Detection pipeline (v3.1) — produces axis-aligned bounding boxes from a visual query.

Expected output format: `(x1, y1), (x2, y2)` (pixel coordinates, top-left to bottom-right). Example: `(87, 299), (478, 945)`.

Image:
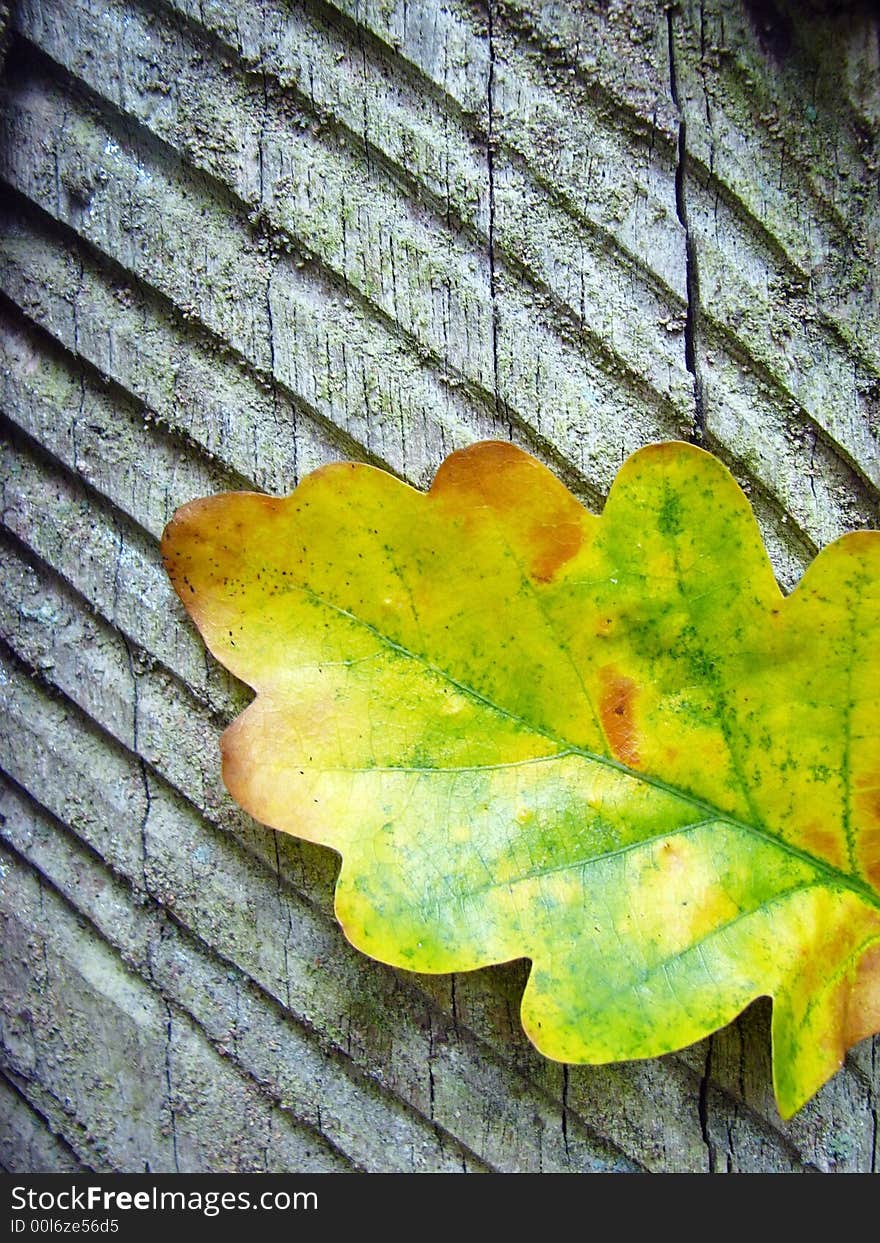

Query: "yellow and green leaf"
(161, 441), (880, 1117)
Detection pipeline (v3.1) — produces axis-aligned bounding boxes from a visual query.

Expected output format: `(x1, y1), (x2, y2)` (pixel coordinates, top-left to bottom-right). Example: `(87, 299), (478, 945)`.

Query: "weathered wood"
(1, 0), (878, 1172)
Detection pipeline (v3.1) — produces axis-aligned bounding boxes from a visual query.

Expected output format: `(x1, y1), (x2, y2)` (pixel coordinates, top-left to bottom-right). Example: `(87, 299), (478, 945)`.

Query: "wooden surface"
(0, 0), (878, 1172)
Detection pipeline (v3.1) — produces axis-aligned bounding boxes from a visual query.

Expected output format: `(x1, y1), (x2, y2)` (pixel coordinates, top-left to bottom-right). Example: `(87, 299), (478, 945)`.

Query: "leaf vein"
(297, 584), (880, 914)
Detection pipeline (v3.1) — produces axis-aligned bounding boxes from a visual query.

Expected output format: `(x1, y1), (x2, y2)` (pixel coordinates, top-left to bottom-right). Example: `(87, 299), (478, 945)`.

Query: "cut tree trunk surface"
(0, 0), (878, 1173)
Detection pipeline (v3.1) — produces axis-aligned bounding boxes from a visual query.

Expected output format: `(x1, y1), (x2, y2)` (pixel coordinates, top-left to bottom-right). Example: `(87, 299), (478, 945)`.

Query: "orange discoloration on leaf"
(431, 441), (590, 583)
(163, 439), (880, 1119)
(847, 943), (880, 1046)
(856, 783), (880, 828)
(800, 822), (847, 871)
(528, 521), (585, 584)
(855, 781), (880, 886)
(793, 917), (880, 1090)
(598, 667), (640, 766)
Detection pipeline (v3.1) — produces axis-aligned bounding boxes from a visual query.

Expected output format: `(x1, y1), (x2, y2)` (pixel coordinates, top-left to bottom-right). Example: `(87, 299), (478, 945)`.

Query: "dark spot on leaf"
(599, 667), (640, 767)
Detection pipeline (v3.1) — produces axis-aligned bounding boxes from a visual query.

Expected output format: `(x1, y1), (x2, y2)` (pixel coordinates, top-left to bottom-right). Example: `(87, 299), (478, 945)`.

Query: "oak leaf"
(161, 441), (880, 1117)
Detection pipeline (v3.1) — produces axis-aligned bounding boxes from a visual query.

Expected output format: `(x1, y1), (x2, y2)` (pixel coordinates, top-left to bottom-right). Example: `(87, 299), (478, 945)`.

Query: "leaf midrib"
(296, 585), (880, 914)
